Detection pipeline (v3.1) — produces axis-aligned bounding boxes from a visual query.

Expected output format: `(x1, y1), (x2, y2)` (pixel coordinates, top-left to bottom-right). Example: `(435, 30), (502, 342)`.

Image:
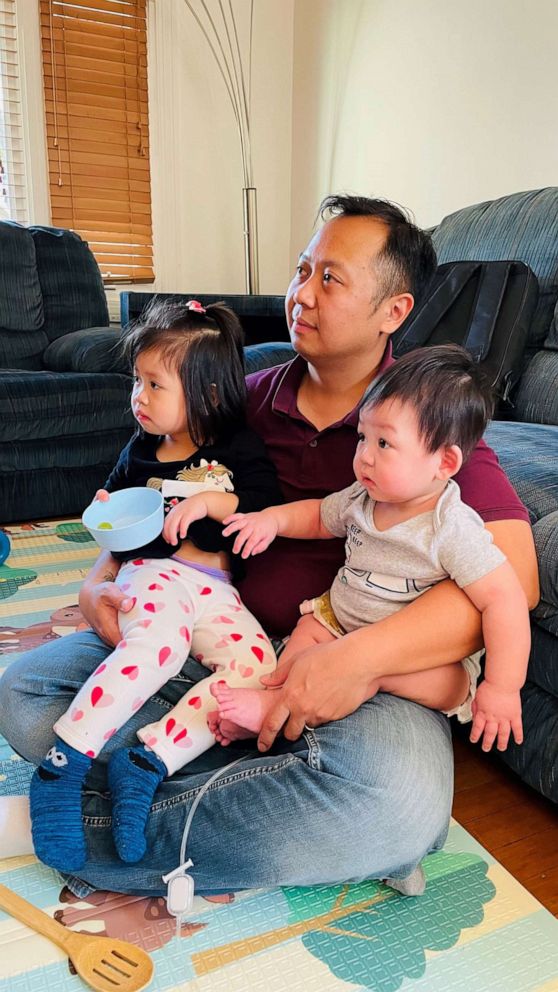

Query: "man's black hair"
(319, 193), (437, 307)
(122, 298), (246, 447)
(361, 344), (495, 461)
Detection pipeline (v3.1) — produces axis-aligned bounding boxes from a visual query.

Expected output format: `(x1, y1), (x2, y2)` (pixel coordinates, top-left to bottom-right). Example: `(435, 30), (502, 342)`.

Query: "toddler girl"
(30, 299), (280, 871)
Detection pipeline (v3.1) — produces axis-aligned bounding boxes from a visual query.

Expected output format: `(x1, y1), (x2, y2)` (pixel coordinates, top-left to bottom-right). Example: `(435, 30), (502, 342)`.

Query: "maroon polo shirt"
(240, 346), (529, 637)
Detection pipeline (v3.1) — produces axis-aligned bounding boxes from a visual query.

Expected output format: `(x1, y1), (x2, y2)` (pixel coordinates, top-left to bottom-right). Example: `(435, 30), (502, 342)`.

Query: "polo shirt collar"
(271, 342), (394, 429)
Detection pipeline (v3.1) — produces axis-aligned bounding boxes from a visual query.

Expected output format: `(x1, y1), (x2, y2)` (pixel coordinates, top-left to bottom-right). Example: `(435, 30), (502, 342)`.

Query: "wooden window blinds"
(39, 0), (154, 283)
(0, 0), (28, 222)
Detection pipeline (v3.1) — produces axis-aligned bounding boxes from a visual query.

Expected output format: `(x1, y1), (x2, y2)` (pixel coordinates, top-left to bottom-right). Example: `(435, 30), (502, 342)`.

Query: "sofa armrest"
(43, 326), (128, 374)
(531, 509), (558, 638)
(485, 420), (558, 640)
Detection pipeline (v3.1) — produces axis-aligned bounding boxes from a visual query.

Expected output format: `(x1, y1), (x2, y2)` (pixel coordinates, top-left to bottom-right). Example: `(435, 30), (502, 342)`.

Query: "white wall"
(290, 0), (558, 258)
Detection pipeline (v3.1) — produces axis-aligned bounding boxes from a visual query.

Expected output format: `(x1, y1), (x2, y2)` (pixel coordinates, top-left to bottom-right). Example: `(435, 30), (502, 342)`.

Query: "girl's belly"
(175, 537), (230, 573)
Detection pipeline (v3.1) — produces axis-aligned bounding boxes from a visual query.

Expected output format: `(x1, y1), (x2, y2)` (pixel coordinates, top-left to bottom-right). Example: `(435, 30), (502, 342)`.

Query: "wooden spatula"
(0, 881), (154, 991)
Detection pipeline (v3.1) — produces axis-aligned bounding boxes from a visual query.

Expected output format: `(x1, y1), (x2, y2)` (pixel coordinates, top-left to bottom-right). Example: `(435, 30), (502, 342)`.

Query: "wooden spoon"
(0, 882), (154, 991)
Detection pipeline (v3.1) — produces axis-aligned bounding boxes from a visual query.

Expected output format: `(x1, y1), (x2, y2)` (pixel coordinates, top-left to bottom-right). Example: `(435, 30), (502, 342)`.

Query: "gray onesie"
(320, 478), (505, 632)
(311, 479), (506, 722)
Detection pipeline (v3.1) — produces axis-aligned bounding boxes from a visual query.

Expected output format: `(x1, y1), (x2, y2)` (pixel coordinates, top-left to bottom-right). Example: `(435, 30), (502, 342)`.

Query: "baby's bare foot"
(207, 705), (253, 745)
(210, 683), (274, 736)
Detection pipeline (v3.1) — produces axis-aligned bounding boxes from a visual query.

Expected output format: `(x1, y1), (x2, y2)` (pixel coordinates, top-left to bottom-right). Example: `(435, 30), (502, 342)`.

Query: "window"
(0, 0), (28, 222)
(39, 0), (154, 283)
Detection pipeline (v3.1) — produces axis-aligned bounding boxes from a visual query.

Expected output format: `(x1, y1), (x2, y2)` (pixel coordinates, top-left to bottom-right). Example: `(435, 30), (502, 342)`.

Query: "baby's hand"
(163, 495), (208, 545)
(95, 489), (110, 502)
(222, 510), (279, 559)
(469, 679), (523, 752)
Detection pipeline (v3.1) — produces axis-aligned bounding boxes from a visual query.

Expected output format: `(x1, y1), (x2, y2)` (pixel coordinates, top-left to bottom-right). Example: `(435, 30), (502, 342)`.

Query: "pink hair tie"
(186, 300), (206, 314)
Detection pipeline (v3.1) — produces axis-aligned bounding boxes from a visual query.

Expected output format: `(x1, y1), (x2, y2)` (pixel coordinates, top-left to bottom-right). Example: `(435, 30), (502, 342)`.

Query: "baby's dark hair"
(361, 344), (495, 461)
(122, 298), (246, 446)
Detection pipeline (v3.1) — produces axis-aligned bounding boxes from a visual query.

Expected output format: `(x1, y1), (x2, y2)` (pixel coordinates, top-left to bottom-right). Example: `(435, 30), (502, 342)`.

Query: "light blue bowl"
(82, 487), (164, 552)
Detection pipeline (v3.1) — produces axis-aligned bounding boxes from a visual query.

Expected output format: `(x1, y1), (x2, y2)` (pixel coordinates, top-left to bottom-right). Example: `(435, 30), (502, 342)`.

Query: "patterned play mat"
(1, 520), (558, 992)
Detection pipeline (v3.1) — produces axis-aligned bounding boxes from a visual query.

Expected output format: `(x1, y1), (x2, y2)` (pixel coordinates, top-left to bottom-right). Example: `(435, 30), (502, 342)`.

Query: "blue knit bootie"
(29, 738), (92, 872)
(108, 745), (167, 863)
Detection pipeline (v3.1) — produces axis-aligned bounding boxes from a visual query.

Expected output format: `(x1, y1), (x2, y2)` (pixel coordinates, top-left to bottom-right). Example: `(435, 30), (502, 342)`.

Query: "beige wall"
(149, 0), (294, 295)
(291, 0), (558, 260)
(22, 0), (558, 300)
(20, 0), (294, 304)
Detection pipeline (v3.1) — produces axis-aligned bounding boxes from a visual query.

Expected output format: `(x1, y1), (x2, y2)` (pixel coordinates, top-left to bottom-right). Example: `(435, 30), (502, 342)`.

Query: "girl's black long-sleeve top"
(104, 427), (283, 582)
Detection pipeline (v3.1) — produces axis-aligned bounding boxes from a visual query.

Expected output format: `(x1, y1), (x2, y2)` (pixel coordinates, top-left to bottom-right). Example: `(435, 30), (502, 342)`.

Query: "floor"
(452, 731), (558, 917)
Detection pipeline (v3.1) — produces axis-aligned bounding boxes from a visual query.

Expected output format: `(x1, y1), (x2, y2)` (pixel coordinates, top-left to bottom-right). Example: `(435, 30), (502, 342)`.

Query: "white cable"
(162, 755), (246, 936)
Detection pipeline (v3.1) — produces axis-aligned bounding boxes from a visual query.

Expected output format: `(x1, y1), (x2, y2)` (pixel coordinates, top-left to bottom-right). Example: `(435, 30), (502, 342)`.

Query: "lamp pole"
(242, 186), (259, 294)
(184, 0), (259, 294)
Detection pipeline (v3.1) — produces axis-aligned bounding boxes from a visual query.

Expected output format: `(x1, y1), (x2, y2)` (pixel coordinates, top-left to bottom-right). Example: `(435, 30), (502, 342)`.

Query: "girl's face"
(131, 348), (188, 439)
(353, 399), (450, 506)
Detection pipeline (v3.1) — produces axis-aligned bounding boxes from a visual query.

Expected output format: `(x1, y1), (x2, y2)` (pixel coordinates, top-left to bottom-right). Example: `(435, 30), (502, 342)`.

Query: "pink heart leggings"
(54, 557), (277, 773)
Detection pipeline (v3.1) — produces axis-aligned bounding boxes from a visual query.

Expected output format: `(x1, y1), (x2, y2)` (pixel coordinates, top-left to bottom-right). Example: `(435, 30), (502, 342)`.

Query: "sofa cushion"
(0, 370), (134, 443)
(545, 297), (558, 349)
(514, 349), (558, 425)
(432, 188), (558, 350)
(29, 226), (109, 341)
(0, 222), (43, 332)
(0, 328), (50, 372)
(484, 420), (558, 525)
(43, 327), (128, 374)
(0, 222), (47, 370)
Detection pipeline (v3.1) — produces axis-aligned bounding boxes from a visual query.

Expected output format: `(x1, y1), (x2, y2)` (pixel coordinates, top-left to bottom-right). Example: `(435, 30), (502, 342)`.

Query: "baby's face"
(354, 400), (448, 505)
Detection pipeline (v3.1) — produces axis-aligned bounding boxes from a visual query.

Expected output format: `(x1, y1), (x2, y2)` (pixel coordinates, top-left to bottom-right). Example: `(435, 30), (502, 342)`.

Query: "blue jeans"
(0, 631), (452, 897)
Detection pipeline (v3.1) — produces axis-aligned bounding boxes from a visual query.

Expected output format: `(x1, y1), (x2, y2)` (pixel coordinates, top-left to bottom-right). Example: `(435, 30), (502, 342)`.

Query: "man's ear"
(436, 444), (463, 480)
(379, 293), (414, 335)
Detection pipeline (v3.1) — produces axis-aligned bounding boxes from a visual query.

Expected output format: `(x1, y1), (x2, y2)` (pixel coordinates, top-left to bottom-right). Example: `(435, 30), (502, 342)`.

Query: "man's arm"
(78, 549), (131, 647)
(256, 518), (539, 750)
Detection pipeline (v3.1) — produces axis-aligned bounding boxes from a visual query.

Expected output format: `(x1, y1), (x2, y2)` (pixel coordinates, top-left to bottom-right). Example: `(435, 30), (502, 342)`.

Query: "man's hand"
(256, 638), (377, 751)
(222, 509), (279, 558)
(162, 495), (208, 545)
(469, 679), (523, 752)
(78, 577), (134, 647)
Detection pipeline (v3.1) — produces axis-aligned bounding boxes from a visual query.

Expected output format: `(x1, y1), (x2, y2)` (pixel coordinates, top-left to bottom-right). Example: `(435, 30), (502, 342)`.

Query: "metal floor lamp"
(184, 0), (259, 294)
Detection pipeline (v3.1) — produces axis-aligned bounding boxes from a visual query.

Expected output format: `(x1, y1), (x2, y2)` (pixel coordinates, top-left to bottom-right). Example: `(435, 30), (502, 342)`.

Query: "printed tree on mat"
(191, 851), (495, 988)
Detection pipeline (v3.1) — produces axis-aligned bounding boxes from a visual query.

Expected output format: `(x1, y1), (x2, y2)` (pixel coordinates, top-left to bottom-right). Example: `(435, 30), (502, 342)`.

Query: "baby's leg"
(379, 662), (470, 714)
(210, 613), (335, 744)
(32, 559), (191, 869)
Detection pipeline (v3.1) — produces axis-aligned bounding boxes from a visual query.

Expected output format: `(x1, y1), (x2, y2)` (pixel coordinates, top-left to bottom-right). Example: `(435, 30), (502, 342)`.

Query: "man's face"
(285, 215), (405, 366)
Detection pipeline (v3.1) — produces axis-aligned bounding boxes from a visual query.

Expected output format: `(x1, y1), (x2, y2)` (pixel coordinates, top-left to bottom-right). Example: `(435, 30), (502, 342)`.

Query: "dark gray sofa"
(0, 222), (134, 522)
(428, 188), (558, 804)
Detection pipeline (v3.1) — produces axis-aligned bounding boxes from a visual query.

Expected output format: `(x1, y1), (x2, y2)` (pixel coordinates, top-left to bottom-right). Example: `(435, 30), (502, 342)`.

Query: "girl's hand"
(469, 679), (523, 752)
(163, 495), (208, 545)
(95, 489), (110, 502)
(222, 510), (279, 558)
